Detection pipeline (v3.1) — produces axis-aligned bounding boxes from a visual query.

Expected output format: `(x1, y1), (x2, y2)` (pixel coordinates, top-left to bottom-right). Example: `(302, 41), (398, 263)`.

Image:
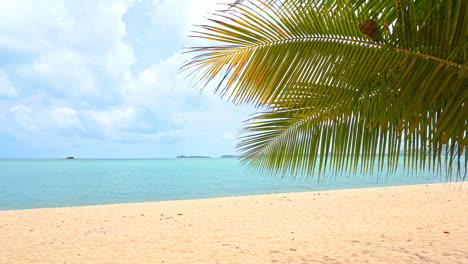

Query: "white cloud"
(9, 103), (84, 132)
(147, 0), (233, 40)
(0, 0), (256, 157)
(103, 41), (136, 77)
(10, 104), (36, 131)
(76, 48), (254, 146)
(0, 70), (18, 97)
(2, 0), (136, 97)
(50, 107), (83, 129)
(0, 0), (134, 52)
(85, 106), (138, 131)
(120, 52), (188, 106)
(21, 49), (96, 95)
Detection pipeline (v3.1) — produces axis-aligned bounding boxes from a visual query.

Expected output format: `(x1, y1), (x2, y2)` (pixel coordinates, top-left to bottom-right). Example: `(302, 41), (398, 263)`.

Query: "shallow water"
(0, 158), (445, 210)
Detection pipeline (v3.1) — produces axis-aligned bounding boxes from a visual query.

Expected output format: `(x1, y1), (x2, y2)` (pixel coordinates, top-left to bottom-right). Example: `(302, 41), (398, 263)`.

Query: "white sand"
(0, 183), (467, 264)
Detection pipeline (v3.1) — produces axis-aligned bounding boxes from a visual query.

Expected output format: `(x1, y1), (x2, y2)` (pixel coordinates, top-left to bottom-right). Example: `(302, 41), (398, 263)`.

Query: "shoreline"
(1, 183), (467, 263)
(1, 181), (457, 212)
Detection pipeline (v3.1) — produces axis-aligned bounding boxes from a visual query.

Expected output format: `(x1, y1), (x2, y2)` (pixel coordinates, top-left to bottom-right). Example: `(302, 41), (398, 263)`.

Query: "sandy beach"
(1, 183), (467, 264)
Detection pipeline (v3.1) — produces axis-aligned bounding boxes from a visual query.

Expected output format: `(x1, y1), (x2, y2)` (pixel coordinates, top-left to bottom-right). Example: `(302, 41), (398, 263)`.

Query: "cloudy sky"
(0, 0), (255, 158)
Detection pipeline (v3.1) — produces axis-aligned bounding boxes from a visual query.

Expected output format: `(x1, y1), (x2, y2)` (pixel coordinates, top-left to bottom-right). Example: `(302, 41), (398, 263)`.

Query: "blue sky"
(0, 0), (253, 158)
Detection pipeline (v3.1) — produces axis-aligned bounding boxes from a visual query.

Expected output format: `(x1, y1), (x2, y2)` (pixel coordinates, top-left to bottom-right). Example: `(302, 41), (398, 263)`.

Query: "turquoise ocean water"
(0, 158), (445, 210)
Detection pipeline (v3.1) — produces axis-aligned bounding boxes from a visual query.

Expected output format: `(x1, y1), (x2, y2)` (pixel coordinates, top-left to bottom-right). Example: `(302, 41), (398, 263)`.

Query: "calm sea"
(0, 158), (445, 210)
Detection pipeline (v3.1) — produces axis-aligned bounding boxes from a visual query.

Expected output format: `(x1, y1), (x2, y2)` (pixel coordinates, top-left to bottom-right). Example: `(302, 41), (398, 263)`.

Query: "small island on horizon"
(177, 155), (211, 159)
(219, 155), (238, 158)
(176, 155), (239, 159)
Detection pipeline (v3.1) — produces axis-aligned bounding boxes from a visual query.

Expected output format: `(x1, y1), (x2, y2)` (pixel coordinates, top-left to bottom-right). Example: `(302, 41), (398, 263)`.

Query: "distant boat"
(66, 157), (75, 160)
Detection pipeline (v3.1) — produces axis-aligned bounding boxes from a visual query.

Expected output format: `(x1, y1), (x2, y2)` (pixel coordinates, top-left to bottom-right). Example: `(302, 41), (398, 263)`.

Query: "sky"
(0, 0), (254, 159)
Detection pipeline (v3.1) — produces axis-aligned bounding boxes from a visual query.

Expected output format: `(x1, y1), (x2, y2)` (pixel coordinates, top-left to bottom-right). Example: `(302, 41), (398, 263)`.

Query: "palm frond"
(184, 0), (467, 179)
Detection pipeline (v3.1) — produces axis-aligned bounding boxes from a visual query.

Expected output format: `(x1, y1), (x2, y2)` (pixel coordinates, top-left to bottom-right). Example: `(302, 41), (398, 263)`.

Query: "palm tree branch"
(188, 34), (467, 70)
(183, 0), (467, 178)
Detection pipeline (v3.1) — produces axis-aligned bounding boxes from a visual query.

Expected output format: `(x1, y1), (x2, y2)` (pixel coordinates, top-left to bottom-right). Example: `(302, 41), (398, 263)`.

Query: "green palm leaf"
(183, 0), (467, 179)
